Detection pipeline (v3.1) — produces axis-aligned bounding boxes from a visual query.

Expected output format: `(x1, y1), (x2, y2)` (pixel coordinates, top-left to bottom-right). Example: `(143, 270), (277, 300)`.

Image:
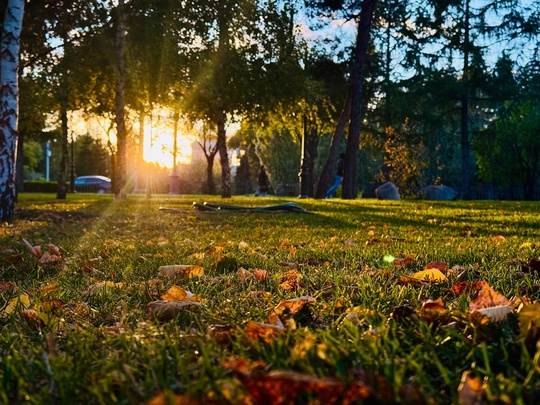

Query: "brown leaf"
(458, 371), (484, 405)
(245, 320), (285, 343)
(450, 281), (484, 295)
(469, 281), (512, 311)
(252, 268), (269, 282)
(146, 300), (202, 321)
(425, 261), (447, 272)
(207, 324), (236, 344)
(237, 267), (255, 283)
(268, 296), (316, 324)
(0, 281), (17, 294)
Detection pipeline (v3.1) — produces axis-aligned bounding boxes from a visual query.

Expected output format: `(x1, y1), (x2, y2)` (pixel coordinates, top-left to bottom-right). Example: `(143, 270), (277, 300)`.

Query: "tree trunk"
(460, 0), (471, 200)
(315, 90), (352, 198)
(15, 129), (23, 194)
(206, 153), (216, 194)
(134, 111), (146, 193)
(342, 0), (377, 199)
(114, 0), (127, 199)
(0, 0), (24, 221)
(305, 124), (319, 198)
(216, 101), (231, 198)
(56, 97), (69, 199)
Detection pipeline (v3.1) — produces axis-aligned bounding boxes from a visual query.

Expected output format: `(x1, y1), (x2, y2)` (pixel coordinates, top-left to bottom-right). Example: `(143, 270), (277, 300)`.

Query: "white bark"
(0, 0), (25, 221)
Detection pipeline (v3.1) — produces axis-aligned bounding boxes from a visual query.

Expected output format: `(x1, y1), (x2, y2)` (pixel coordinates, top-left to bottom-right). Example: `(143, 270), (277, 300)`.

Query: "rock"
(419, 185), (457, 200)
(375, 182), (401, 200)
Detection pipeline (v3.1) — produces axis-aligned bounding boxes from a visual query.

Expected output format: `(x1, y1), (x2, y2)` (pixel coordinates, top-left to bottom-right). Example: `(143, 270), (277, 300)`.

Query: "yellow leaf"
(458, 371), (484, 405)
(411, 269), (447, 282)
(2, 293), (30, 317)
(39, 281), (59, 297)
(161, 285), (189, 301)
(518, 303), (540, 338)
(158, 265), (204, 279)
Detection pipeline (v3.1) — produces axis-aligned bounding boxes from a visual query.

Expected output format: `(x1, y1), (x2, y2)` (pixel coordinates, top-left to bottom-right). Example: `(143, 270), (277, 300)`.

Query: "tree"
(0, 0), (25, 221)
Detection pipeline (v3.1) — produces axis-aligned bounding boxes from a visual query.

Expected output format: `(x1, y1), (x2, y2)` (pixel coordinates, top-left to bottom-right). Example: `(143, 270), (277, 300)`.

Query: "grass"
(1, 193), (540, 404)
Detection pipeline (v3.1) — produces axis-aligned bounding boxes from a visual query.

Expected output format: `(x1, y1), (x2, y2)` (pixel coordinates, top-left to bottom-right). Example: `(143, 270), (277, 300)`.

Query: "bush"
(23, 181), (57, 193)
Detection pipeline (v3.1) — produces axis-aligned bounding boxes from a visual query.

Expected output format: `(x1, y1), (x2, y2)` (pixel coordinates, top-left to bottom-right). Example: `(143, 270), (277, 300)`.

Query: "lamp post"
(298, 114), (308, 199)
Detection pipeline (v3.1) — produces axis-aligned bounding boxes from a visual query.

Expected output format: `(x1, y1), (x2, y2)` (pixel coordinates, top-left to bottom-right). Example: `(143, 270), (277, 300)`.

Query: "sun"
(143, 124), (192, 168)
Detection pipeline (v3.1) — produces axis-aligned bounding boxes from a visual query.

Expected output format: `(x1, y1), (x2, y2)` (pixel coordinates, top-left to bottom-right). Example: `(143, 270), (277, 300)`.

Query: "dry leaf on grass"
(469, 281), (514, 322)
(268, 296), (316, 324)
(234, 370), (375, 405)
(411, 269), (447, 282)
(469, 281), (512, 311)
(146, 300), (203, 321)
(458, 371), (484, 405)
(161, 285), (203, 302)
(245, 320), (285, 343)
(158, 265), (204, 280)
(517, 302), (540, 339)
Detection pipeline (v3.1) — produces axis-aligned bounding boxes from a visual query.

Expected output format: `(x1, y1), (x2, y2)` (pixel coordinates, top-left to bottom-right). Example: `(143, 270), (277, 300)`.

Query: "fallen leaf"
(158, 265), (204, 280)
(268, 296), (316, 324)
(237, 267), (255, 283)
(161, 285), (202, 302)
(234, 370), (374, 405)
(84, 281), (124, 295)
(146, 300), (203, 321)
(458, 371), (484, 405)
(517, 302), (540, 339)
(0, 281), (17, 294)
(344, 240), (357, 247)
(411, 269), (447, 282)
(245, 320), (285, 343)
(2, 293), (31, 317)
(451, 281), (484, 295)
(22, 238), (40, 259)
(472, 305), (514, 322)
(252, 268), (269, 282)
(425, 261), (447, 272)
(469, 281), (512, 311)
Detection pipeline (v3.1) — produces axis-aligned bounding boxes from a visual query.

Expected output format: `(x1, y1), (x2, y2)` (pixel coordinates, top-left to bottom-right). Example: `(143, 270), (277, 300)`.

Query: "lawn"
(1, 194), (539, 404)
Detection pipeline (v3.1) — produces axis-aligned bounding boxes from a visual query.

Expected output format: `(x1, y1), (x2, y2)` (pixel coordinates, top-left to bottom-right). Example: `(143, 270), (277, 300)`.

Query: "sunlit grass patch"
(1, 194), (540, 403)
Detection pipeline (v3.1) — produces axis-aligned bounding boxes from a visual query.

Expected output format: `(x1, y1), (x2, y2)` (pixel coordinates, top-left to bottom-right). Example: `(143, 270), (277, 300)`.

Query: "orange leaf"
(252, 268), (269, 282)
(458, 371), (484, 405)
(469, 281), (512, 311)
(268, 296), (316, 324)
(235, 370), (374, 405)
(245, 320), (285, 343)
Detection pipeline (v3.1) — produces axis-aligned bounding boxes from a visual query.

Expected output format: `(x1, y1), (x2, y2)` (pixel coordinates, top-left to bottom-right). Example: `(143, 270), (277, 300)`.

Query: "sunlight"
(142, 124), (192, 168)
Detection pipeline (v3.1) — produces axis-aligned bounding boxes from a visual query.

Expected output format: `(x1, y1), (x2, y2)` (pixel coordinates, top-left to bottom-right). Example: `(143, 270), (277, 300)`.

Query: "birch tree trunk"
(0, 0), (24, 221)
